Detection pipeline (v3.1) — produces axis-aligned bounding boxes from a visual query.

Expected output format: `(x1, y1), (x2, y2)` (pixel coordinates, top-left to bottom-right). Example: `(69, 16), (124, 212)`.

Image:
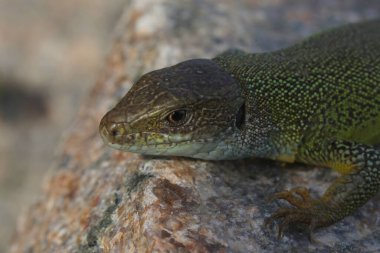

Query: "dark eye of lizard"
(166, 109), (188, 126)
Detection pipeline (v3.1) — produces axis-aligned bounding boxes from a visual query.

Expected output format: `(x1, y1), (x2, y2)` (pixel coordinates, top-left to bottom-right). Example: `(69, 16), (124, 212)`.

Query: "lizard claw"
(265, 187), (328, 240)
(267, 187), (312, 208)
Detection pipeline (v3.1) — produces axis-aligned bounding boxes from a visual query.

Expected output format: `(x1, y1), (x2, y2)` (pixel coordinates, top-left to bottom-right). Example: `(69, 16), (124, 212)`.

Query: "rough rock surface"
(10, 0), (380, 252)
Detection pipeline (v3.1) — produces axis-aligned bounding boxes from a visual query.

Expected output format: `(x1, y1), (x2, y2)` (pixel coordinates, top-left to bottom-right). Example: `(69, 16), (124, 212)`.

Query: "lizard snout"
(99, 110), (131, 145)
(99, 121), (127, 145)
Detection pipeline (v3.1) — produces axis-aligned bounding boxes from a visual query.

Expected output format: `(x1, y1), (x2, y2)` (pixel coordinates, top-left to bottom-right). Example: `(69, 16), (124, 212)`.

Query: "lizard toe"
(266, 189), (332, 239)
(268, 187), (313, 208)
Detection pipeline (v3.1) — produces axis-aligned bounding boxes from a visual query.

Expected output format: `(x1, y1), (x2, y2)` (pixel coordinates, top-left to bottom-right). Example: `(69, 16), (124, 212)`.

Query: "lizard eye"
(166, 109), (188, 126)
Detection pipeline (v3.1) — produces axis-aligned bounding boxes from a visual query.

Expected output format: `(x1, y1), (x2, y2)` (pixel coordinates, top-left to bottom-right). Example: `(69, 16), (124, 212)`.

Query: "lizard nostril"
(109, 124), (119, 137)
(107, 123), (126, 138)
(111, 128), (119, 137)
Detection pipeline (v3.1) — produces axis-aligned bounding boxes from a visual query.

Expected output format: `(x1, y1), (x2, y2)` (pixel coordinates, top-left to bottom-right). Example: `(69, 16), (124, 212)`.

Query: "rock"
(10, 0), (380, 252)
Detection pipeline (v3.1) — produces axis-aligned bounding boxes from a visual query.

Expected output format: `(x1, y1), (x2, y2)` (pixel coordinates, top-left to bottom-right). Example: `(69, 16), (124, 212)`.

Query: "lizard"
(99, 19), (380, 237)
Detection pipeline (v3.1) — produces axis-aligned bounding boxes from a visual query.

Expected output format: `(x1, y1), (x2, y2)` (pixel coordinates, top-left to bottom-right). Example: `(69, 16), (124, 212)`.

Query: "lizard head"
(99, 59), (245, 159)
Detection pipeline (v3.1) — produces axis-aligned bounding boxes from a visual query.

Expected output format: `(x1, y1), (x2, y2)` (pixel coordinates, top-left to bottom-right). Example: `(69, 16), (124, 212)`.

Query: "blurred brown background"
(0, 0), (125, 251)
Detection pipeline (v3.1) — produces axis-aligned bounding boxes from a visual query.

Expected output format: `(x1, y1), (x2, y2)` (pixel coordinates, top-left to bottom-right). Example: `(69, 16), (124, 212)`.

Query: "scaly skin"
(99, 20), (380, 236)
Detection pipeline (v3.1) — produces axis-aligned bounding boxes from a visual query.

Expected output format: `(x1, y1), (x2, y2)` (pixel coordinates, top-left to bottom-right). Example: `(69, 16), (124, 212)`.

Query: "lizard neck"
(212, 51), (298, 161)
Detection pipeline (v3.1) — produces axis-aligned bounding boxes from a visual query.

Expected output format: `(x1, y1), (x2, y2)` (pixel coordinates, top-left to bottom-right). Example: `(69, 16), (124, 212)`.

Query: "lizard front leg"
(267, 140), (380, 237)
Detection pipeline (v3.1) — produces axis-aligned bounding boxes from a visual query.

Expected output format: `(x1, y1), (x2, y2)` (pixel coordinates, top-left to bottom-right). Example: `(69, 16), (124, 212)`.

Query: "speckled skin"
(100, 20), (380, 234)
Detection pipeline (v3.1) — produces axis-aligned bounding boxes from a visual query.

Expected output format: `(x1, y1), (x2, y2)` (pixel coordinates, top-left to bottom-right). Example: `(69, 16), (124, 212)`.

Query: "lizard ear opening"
(235, 102), (245, 130)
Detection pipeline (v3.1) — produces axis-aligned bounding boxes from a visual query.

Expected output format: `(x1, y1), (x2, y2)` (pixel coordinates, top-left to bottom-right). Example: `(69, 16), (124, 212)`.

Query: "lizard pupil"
(167, 110), (187, 125)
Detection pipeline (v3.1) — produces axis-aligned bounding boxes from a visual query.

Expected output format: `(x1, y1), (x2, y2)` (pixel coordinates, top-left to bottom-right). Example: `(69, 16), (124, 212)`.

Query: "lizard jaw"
(99, 122), (238, 159)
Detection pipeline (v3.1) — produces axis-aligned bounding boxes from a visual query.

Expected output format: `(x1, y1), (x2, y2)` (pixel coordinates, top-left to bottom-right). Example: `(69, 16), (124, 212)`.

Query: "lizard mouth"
(100, 122), (188, 145)
(99, 123), (228, 158)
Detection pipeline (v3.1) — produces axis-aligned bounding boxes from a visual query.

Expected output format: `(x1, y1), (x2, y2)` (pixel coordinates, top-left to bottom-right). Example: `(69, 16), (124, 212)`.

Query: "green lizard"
(99, 20), (380, 236)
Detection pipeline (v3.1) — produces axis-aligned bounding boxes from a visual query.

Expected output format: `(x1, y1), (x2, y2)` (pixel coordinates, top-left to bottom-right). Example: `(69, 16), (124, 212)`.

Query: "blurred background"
(0, 0), (125, 251)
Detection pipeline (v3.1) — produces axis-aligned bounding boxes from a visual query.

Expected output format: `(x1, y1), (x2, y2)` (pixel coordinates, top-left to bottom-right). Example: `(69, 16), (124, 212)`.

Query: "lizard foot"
(265, 187), (327, 240)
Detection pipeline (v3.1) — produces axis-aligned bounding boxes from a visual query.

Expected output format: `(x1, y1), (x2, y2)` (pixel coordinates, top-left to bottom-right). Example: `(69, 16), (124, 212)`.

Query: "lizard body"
(99, 20), (380, 234)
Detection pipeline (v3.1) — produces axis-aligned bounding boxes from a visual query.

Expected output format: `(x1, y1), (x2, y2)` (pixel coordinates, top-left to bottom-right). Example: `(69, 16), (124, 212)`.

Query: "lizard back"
(213, 19), (380, 159)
